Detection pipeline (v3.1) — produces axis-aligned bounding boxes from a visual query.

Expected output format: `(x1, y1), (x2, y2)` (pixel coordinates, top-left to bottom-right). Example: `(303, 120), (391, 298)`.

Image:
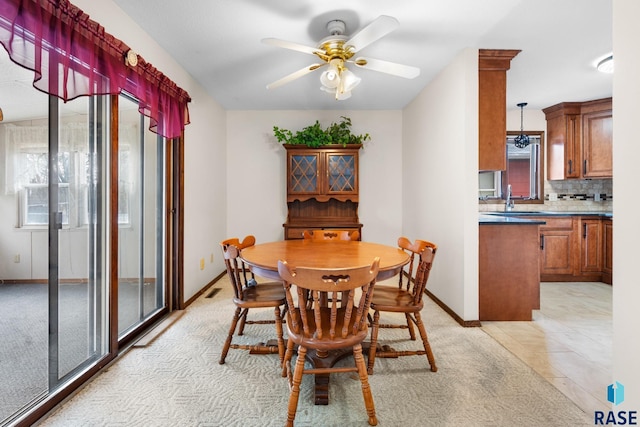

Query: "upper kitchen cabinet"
(582, 101), (613, 178)
(478, 49), (521, 171)
(543, 98), (612, 180)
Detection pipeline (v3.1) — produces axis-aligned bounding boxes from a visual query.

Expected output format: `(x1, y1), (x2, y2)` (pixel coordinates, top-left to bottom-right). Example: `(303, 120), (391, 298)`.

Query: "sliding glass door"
(0, 52), (174, 426)
(52, 97), (109, 382)
(117, 94), (166, 338)
(0, 56), (108, 423)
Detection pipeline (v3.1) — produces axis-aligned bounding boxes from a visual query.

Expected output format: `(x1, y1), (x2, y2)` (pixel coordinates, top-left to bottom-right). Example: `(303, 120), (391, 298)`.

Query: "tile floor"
(481, 281), (612, 415)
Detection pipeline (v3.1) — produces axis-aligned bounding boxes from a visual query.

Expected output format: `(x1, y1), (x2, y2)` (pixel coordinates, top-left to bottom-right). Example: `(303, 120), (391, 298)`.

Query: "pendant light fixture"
(514, 102), (529, 148)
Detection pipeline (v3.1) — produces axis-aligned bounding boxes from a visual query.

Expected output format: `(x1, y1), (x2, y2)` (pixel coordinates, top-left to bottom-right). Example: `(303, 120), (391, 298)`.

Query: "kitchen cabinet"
(543, 98), (612, 180)
(283, 144), (362, 239)
(518, 214), (611, 283)
(580, 218), (603, 273)
(582, 107), (613, 178)
(531, 216), (577, 278)
(603, 218), (613, 284)
(478, 49), (521, 172)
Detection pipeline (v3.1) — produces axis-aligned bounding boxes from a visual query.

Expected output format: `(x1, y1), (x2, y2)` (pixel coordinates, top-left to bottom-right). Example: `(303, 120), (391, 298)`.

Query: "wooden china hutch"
(283, 144), (363, 240)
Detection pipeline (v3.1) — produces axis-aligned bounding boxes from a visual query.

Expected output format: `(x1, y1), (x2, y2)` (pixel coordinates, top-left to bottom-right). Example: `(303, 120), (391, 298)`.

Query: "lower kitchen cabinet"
(521, 214), (612, 283)
(534, 216), (576, 277)
(603, 218), (613, 284)
(580, 218), (603, 273)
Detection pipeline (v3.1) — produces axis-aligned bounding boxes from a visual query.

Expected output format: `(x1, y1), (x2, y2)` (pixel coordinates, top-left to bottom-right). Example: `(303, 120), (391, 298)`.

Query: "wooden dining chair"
(278, 258), (380, 427)
(218, 236), (286, 366)
(302, 229), (360, 241)
(367, 237), (438, 375)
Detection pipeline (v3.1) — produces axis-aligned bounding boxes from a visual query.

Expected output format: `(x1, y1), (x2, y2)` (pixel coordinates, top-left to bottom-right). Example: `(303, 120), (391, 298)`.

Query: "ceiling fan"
(262, 15), (420, 100)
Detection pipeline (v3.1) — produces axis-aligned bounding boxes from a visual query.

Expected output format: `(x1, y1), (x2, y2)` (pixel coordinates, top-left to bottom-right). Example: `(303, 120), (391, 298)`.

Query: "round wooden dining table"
(240, 239), (410, 282)
(240, 239), (410, 405)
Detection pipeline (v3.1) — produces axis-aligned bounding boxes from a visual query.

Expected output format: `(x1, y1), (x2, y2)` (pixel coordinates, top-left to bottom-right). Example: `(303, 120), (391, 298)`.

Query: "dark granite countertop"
(480, 211), (612, 224)
(479, 214), (547, 225)
(484, 211), (612, 217)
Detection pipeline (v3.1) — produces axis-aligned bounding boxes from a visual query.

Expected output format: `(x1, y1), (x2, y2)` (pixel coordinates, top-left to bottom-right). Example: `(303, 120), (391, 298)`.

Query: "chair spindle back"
(278, 258), (379, 341)
(220, 235), (258, 299)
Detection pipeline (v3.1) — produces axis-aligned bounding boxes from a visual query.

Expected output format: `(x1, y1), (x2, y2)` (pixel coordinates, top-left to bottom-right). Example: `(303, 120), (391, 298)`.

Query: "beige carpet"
(38, 276), (593, 426)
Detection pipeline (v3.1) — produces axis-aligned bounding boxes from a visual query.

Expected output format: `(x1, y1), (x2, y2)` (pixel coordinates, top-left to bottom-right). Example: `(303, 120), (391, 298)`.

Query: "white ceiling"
(113, 0), (613, 111)
(0, 0), (613, 122)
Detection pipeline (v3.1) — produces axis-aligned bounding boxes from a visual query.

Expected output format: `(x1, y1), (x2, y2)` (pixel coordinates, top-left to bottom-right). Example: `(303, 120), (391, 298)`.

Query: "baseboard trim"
(425, 289), (481, 327)
(184, 270), (226, 308)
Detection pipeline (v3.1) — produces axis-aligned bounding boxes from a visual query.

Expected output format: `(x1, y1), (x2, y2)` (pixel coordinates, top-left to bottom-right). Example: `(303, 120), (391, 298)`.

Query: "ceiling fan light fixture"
(320, 70), (339, 88)
(320, 59), (341, 88)
(336, 90), (352, 100)
(340, 68), (361, 93)
(265, 15), (416, 101)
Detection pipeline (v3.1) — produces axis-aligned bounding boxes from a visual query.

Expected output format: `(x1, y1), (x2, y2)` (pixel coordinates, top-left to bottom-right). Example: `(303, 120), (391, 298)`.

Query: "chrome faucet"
(505, 184), (514, 211)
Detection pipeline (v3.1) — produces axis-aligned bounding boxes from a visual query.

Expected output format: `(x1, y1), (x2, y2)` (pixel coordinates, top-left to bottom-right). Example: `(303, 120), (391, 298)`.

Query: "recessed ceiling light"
(597, 55), (614, 73)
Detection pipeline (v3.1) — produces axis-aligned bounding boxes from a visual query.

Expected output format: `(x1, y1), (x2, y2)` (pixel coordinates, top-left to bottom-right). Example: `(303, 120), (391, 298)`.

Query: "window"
(5, 123), (132, 227)
(22, 183), (70, 226)
(479, 131), (544, 204)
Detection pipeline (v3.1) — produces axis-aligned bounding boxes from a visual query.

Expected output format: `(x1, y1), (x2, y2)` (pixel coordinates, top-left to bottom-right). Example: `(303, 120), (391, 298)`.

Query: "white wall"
(226, 111), (403, 246)
(73, 0), (228, 301)
(506, 108), (546, 131)
(402, 48), (479, 321)
(613, 0), (640, 409)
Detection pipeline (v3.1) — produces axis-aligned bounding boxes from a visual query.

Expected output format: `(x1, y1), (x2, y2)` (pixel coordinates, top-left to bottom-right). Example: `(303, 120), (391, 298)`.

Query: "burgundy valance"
(0, 0), (191, 139)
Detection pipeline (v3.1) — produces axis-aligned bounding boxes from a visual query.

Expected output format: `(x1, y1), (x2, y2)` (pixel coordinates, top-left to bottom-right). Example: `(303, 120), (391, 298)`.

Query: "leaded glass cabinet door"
(287, 150), (321, 198)
(326, 153), (358, 196)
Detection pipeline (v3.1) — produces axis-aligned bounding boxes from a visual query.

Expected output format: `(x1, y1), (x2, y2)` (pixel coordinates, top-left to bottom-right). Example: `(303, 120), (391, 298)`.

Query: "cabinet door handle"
(583, 223), (587, 238)
(583, 159), (587, 174)
(540, 234), (544, 250)
(568, 159), (573, 175)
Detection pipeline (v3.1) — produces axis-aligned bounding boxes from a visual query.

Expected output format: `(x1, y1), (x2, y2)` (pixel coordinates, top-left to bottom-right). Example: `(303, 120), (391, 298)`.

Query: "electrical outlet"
(594, 193), (601, 202)
(200, 258), (205, 270)
(14, 253), (20, 263)
(210, 253), (214, 263)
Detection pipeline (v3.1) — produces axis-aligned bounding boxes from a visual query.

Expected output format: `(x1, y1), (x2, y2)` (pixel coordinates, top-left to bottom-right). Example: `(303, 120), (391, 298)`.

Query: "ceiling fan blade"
(345, 15), (399, 52)
(262, 38), (322, 55)
(266, 63), (324, 90)
(352, 57), (420, 79)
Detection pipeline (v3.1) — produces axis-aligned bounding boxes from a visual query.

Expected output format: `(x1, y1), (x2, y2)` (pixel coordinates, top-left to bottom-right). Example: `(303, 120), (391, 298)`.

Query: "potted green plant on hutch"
(273, 117), (369, 240)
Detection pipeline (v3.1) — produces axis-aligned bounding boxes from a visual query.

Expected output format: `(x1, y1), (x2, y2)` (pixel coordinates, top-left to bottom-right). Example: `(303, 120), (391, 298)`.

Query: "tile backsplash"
(479, 179), (612, 212)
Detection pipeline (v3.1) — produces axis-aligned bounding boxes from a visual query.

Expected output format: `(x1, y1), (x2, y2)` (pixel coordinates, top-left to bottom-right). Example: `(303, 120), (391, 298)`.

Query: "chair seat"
(370, 286), (424, 313)
(233, 282), (286, 308)
(286, 308), (368, 351)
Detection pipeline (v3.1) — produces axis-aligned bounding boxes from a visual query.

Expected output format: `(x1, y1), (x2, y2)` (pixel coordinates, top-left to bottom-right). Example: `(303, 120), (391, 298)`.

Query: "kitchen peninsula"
(479, 214), (545, 321)
(479, 210), (613, 321)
